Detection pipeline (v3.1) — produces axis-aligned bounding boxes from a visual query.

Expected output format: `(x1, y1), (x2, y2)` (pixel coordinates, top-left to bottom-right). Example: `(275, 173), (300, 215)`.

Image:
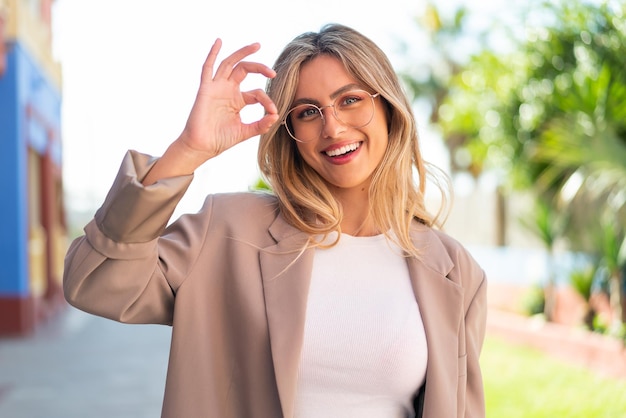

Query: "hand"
(142, 39), (279, 185)
(178, 39), (279, 160)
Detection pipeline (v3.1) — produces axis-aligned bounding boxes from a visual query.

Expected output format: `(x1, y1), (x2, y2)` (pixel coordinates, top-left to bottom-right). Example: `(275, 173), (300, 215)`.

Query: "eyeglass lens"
(284, 90), (377, 142)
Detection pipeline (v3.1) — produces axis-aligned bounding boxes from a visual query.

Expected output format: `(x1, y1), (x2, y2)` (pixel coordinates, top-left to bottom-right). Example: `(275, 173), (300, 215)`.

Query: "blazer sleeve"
(63, 150), (204, 325)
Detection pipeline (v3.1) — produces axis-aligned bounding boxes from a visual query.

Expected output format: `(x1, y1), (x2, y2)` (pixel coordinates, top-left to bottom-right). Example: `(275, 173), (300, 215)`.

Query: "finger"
(240, 113), (281, 139)
(238, 89), (279, 139)
(213, 42), (261, 80)
(200, 38), (223, 83)
(242, 89), (278, 115)
(229, 61), (276, 85)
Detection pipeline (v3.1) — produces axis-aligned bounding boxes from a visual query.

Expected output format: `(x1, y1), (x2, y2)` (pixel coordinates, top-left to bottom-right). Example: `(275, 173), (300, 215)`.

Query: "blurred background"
(0, 0), (625, 417)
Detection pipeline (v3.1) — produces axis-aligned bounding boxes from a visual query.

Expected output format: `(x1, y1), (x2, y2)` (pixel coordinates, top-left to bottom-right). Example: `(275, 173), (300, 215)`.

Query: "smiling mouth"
(324, 142), (362, 157)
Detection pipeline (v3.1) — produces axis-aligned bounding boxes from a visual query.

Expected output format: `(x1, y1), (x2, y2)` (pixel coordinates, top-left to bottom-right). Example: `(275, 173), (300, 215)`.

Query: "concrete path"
(0, 306), (171, 418)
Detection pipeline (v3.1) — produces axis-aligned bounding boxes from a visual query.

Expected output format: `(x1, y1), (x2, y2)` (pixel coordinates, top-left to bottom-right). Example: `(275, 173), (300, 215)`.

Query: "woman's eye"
(341, 94), (363, 107)
(298, 106), (320, 120)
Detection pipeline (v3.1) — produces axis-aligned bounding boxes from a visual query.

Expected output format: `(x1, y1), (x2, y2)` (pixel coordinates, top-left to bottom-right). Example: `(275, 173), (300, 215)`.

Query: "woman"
(64, 24), (487, 418)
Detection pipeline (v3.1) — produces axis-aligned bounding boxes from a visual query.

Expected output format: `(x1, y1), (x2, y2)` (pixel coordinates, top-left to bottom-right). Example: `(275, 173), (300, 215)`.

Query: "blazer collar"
(260, 215), (463, 418)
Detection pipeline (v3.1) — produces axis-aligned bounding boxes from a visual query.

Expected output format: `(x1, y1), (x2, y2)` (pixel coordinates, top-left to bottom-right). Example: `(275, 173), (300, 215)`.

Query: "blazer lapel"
(260, 215), (314, 418)
(408, 225), (464, 418)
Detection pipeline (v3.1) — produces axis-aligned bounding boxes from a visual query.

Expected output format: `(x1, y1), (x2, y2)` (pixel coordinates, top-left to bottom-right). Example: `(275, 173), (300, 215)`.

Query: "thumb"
(242, 113), (280, 139)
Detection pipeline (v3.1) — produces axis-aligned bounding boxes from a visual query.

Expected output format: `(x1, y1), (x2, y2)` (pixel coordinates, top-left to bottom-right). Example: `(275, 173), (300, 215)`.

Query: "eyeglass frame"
(280, 89), (381, 143)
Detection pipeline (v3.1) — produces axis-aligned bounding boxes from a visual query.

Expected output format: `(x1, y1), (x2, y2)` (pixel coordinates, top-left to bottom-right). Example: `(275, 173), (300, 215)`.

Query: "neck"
(344, 215), (379, 237)
(330, 185), (379, 237)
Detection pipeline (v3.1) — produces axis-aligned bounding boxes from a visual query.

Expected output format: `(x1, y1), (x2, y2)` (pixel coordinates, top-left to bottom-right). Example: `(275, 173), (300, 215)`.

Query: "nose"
(320, 106), (345, 139)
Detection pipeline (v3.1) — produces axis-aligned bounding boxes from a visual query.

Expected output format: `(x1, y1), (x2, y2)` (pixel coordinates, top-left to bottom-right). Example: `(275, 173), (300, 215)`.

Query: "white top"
(293, 233), (428, 418)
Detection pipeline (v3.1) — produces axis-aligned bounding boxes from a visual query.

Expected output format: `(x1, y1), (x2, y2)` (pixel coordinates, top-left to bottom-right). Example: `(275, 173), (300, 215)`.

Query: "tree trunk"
(544, 283), (557, 322)
(583, 306), (596, 330)
(495, 185), (507, 247)
(609, 272), (623, 326)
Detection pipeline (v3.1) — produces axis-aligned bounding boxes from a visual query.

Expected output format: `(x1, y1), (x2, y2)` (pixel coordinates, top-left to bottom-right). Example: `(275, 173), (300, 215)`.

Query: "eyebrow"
(290, 83), (364, 107)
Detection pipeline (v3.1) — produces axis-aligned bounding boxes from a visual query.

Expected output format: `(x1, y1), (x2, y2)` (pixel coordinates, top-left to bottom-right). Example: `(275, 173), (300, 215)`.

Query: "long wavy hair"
(258, 23), (450, 257)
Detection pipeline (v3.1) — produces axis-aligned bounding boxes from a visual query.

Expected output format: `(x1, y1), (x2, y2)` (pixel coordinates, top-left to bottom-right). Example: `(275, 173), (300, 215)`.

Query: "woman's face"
(290, 54), (388, 194)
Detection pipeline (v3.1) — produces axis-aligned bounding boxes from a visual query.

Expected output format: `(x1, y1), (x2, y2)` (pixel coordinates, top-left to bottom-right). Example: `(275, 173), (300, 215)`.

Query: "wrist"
(141, 138), (210, 186)
(169, 136), (214, 170)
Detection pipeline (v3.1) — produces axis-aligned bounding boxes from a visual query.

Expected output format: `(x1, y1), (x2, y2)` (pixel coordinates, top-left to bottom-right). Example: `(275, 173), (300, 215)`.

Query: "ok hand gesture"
(143, 39), (279, 185)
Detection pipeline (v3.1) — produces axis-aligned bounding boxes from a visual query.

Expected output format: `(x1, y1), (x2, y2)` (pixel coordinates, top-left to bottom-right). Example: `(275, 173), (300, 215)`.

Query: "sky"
(51, 0), (510, 219)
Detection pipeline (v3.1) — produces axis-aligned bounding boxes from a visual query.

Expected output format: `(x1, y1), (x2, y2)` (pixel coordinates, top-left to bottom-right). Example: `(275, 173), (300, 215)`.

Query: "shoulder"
(412, 222), (486, 296)
(208, 191), (279, 214)
(199, 191), (281, 235)
(433, 228), (484, 275)
(430, 228), (475, 261)
(432, 228), (486, 303)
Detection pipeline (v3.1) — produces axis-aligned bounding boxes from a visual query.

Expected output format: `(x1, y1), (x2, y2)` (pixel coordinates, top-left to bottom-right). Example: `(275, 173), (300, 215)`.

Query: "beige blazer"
(64, 151), (487, 418)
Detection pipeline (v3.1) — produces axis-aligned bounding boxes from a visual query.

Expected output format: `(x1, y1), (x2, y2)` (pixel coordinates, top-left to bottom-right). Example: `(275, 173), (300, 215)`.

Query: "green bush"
(520, 284), (545, 316)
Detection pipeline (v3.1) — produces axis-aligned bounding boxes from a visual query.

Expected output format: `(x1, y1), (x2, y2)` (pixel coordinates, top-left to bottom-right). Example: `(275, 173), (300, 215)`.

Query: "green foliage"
(597, 219), (626, 273)
(399, 2), (471, 125)
(438, 0), (626, 192)
(405, 0), (626, 324)
(596, 219), (626, 324)
(250, 177), (272, 192)
(518, 198), (566, 251)
(521, 284), (546, 316)
(411, 0), (626, 199)
(570, 264), (599, 329)
(570, 265), (597, 302)
(592, 314), (610, 334)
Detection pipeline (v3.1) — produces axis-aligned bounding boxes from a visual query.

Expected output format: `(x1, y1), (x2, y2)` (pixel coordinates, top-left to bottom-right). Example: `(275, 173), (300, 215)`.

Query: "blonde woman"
(64, 24), (486, 418)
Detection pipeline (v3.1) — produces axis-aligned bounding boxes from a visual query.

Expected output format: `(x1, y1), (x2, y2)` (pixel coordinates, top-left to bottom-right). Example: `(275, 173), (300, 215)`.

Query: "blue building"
(0, 0), (66, 335)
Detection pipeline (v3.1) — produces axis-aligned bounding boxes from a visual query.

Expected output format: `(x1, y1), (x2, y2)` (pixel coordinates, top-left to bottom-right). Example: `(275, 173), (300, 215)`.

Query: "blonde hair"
(257, 24), (450, 257)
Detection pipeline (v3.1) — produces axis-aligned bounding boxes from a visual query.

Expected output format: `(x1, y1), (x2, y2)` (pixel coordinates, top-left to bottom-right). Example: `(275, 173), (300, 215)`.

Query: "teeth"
(325, 142), (360, 157)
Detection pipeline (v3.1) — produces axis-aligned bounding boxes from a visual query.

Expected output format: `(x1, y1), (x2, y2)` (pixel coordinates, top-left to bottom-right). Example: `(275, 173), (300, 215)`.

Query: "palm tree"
(403, 1), (626, 327)
(569, 264), (598, 330)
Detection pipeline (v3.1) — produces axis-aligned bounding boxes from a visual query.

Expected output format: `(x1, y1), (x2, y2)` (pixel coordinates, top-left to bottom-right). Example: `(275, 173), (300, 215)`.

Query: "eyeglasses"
(281, 89), (380, 143)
